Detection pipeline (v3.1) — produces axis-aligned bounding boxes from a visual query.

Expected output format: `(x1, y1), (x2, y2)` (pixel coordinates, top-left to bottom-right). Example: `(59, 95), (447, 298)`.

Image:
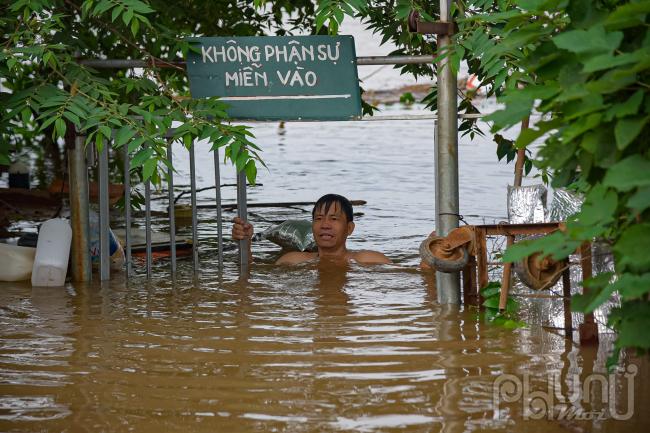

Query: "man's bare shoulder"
(275, 251), (318, 265)
(351, 250), (392, 265)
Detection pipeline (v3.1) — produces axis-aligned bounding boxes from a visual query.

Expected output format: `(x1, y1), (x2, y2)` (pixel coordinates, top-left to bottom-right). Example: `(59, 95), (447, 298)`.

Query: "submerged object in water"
(255, 220), (316, 252)
(0, 243), (36, 281)
(31, 218), (71, 287)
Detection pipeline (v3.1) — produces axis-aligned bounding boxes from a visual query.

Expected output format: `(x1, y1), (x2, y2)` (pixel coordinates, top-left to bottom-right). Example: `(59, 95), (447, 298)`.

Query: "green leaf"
(54, 117), (66, 138)
(62, 110), (80, 127)
(142, 158), (157, 181)
(111, 5), (124, 22)
(245, 160), (257, 185)
(503, 231), (580, 263)
(482, 296), (518, 313)
(515, 119), (561, 149)
(614, 115), (648, 150)
(612, 301), (650, 349)
(486, 99), (533, 130)
(115, 125), (137, 147)
(627, 186), (650, 212)
(603, 155), (650, 192)
(98, 125), (112, 140)
(122, 8), (134, 25)
(612, 273), (650, 301)
(480, 281), (501, 298)
(553, 26), (623, 54)
(574, 184), (617, 227)
(605, 90), (644, 121)
(130, 147), (154, 169)
(605, 2), (650, 30)
(572, 272), (614, 313)
(131, 17), (140, 36)
(582, 51), (643, 73)
(614, 223), (650, 273)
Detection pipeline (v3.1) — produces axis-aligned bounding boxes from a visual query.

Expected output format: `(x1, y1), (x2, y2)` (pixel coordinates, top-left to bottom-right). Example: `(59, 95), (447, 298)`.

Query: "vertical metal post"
(213, 147), (224, 268)
(99, 139), (110, 281)
(124, 144), (132, 277)
(237, 161), (249, 271)
(68, 131), (91, 282)
(145, 178), (152, 278)
(167, 141), (177, 274)
(435, 0), (461, 304)
(189, 141), (199, 271)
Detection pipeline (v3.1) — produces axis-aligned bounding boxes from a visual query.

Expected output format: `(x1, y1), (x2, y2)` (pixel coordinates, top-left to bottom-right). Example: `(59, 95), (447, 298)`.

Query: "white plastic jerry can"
(31, 218), (72, 287)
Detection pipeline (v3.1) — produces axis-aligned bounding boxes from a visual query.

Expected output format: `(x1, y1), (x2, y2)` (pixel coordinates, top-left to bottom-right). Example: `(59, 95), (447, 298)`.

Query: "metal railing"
(92, 110), (485, 280)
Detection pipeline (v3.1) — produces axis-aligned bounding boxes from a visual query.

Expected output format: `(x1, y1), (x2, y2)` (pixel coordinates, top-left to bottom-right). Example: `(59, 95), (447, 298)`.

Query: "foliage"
(480, 281), (526, 329)
(474, 0), (650, 367)
(1, 0), (319, 186)
(319, 0), (649, 366)
(315, 0), (485, 140)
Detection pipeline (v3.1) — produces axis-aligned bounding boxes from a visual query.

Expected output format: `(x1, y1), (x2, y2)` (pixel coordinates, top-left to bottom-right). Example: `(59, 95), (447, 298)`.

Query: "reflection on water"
(1, 266), (647, 432)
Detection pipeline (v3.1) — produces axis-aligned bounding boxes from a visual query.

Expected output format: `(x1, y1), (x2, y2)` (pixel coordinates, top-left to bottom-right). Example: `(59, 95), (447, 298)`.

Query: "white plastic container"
(0, 243), (36, 281)
(31, 218), (72, 287)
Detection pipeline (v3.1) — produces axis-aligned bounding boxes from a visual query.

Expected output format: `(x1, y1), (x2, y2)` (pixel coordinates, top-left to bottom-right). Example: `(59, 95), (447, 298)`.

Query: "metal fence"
(92, 112), (482, 281)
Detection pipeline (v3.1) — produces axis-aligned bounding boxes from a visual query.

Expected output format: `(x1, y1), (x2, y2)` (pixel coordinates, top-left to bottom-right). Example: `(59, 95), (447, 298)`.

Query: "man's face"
(312, 202), (354, 250)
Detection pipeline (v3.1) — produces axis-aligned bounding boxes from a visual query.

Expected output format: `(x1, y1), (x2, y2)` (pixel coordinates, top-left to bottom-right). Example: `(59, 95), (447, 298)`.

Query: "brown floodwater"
(1, 106), (648, 432)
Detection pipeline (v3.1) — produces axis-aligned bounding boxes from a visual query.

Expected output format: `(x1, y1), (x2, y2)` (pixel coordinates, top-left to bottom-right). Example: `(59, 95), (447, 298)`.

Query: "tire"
(419, 236), (469, 273)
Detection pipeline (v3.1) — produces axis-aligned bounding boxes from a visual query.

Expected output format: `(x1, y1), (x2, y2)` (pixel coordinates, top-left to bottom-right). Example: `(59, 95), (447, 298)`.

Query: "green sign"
(186, 36), (362, 121)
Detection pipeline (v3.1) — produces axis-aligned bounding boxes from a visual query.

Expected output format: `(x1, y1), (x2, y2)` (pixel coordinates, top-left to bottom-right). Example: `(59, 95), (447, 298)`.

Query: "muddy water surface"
(1, 106), (648, 432)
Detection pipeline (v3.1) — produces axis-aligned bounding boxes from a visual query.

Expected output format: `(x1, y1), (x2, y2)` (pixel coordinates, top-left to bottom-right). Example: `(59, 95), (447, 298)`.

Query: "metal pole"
(167, 141), (177, 274)
(237, 161), (249, 271)
(124, 144), (132, 277)
(213, 147), (224, 268)
(435, 0), (461, 304)
(99, 139), (110, 281)
(68, 131), (91, 282)
(145, 179), (152, 278)
(189, 141), (199, 272)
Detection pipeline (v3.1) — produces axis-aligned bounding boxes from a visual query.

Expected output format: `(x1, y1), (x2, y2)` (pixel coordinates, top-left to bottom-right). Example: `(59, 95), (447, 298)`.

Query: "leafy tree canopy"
(1, 0), (318, 184)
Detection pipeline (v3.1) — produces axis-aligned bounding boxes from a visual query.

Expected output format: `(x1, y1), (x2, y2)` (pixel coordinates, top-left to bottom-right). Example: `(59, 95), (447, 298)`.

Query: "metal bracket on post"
(236, 162), (249, 272)
(407, 11), (457, 35)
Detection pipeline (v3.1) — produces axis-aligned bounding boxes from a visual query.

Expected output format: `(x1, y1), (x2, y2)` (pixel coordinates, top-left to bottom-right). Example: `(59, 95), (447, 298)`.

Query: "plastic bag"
(256, 220), (316, 252)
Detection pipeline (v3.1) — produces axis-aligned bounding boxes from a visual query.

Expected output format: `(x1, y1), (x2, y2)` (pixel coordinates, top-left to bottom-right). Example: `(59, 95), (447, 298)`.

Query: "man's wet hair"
(312, 194), (354, 222)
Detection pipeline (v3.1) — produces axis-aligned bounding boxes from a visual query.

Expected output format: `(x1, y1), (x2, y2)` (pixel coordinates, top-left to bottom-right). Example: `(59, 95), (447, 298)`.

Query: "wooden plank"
(482, 222), (560, 237)
(475, 228), (489, 306)
(499, 235), (515, 311)
(562, 260), (573, 340)
(579, 242), (599, 345)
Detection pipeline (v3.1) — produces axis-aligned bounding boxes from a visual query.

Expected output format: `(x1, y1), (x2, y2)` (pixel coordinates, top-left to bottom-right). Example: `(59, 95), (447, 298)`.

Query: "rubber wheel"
(513, 251), (563, 291)
(419, 236), (469, 273)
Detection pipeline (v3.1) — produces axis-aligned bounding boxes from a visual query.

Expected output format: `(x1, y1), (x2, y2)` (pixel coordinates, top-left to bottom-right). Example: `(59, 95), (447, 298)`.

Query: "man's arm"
(354, 250), (392, 265)
(231, 217), (253, 262)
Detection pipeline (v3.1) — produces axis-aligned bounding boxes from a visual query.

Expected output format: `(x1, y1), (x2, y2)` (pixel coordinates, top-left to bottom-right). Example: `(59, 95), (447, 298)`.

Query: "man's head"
(311, 194), (355, 251)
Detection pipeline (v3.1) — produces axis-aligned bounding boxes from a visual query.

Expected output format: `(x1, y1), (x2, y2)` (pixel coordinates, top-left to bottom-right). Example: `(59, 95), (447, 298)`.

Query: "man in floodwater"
(232, 194), (392, 265)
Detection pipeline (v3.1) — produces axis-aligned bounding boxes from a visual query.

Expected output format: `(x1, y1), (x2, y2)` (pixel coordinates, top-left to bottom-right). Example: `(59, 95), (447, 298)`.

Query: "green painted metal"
(186, 36), (362, 121)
